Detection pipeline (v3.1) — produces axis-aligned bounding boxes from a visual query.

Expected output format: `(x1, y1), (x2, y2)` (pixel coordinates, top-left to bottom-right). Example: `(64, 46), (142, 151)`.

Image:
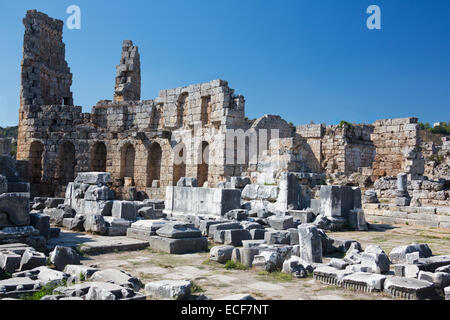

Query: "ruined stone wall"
(370, 118), (424, 180)
(295, 124), (375, 175)
(20, 10), (73, 107)
(374, 176), (449, 206)
(114, 40), (141, 102)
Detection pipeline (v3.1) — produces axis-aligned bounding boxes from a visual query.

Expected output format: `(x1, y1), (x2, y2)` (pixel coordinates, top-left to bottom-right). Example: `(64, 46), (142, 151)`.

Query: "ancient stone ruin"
(0, 10), (449, 301)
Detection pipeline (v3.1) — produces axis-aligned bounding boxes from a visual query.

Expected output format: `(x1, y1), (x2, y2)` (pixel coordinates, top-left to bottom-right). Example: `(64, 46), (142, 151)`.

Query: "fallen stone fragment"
(210, 245), (234, 264)
(49, 246), (80, 271)
(264, 230), (290, 245)
(19, 249), (47, 271)
(445, 286), (450, 300)
(0, 250), (21, 273)
(0, 277), (41, 298)
(90, 269), (143, 291)
(225, 209), (248, 221)
(138, 207), (164, 220)
(83, 214), (107, 235)
(250, 229), (267, 240)
(241, 248), (260, 268)
(156, 223), (202, 239)
(418, 271), (450, 289)
(384, 277), (436, 300)
(252, 251), (282, 272)
(75, 172), (111, 185)
(208, 222), (242, 239)
(84, 282), (144, 300)
(149, 236), (208, 254)
(328, 258), (349, 270)
(313, 266), (352, 286)
(267, 215), (294, 230)
(389, 243), (433, 264)
(436, 265), (450, 274)
(64, 265), (98, 282)
(341, 272), (386, 292)
(223, 229), (252, 246)
(361, 251), (391, 274)
(145, 280), (192, 300)
(298, 225), (322, 263)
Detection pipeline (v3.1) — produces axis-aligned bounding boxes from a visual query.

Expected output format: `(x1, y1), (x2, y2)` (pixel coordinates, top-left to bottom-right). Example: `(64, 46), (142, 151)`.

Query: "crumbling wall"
(295, 124), (375, 175)
(114, 40), (141, 102)
(20, 10), (73, 107)
(370, 118), (424, 180)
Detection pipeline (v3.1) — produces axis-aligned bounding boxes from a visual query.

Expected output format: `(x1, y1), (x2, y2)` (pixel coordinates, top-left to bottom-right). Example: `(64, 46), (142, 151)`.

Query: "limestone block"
(298, 225), (322, 263)
(111, 201), (137, 220)
(75, 172), (111, 185)
(0, 193), (30, 226)
(210, 245), (234, 263)
(223, 229), (252, 246)
(90, 269), (143, 291)
(49, 246), (80, 271)
(145, 280), (191, 300)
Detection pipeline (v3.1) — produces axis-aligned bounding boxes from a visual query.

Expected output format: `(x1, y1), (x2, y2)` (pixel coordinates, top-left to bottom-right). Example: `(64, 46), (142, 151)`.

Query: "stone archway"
(147, 142), (162, 187)
(121, 143), (136, 183)
(29, 141), (44, 183)
(90, 142), (107, 172)
(58, 141), (76, 185)
(197, 141), (209, 187)
(173, 142), (186, 185)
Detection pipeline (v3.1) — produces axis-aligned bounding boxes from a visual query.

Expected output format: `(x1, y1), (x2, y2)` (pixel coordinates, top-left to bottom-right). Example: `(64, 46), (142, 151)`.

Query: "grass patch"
(0, 270), (11, 280)
(224, 260), (248, 271)
(257, 271), (294, 282)
(191, 281), (206, 294)
(20, 279), (67, 301)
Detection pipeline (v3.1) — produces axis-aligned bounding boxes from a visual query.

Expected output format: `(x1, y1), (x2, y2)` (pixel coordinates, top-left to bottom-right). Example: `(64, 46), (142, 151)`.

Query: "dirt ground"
(79, 223), (450, 300)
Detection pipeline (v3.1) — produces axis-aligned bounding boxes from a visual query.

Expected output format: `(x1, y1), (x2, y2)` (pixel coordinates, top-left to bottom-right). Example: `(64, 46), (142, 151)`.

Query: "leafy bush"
(337, 120), (353, 129)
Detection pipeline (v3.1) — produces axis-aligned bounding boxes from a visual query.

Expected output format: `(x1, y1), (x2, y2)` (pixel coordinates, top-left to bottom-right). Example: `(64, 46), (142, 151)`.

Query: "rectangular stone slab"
(148, 236), (208, 254)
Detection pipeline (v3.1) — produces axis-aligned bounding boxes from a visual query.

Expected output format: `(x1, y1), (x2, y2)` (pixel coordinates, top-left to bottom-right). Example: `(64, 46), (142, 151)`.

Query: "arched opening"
(121, 143), (135, 182)
(58, 142), (76, 185)
(29, 141), (44, 183)
(90, 142), (107, 172)
(147, 142), (162, 187)
(177, 93), (189, 128)
(197, 141), (209, 187)
(173, 142), (186, 185)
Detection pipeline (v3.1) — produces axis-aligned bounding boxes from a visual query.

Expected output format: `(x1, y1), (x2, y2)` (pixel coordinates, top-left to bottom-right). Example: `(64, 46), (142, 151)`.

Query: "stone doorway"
(173, 143), (186, 185)
(121, 144), (136, 184)
(58, 142), (76, 185)
(90, 142), (107, 172)
(147, 142), (162, 187)
(197, 141), (209, 187)
(29, 141), (44, 183)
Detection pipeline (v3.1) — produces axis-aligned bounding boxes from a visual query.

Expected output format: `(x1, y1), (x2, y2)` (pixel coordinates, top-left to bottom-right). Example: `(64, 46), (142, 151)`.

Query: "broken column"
(395, 173), (410, 206)
(298, 225), (322, 263)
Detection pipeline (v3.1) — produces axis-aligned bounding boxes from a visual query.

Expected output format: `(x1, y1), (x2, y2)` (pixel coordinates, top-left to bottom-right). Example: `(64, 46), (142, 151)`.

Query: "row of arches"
(28, 140), (211, 188)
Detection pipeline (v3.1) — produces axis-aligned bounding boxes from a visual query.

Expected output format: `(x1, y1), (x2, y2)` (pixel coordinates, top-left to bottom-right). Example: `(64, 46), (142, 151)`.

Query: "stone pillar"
(395, 173), (410, 206)
(114, 40), (141, 102)
(298, 225), (322, 263)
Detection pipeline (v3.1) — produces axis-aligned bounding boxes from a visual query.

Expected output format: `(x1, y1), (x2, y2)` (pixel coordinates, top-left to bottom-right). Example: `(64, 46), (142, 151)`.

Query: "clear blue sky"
(0, 0), (449, 127)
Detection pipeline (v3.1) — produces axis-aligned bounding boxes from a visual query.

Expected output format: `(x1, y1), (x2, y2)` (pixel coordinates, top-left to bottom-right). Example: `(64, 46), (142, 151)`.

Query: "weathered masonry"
(16, 10), (448, 206)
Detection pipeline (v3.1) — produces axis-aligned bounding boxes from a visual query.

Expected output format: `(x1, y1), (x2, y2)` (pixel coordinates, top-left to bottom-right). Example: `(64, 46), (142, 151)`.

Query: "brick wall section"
(371, 117), (424, 180)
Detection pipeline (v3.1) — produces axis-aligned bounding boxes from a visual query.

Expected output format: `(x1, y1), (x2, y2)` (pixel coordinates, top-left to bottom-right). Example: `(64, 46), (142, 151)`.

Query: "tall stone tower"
(20, 10), (73, 107)
(113, 40), (141, 102)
